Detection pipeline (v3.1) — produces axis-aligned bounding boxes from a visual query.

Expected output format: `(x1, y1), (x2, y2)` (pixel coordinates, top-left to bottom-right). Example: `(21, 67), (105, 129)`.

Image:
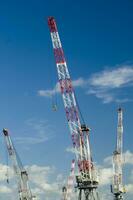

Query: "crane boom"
(111, 108), (125, 199)
(3, 129), (34, 200)
(66, 159), (75, 200)
(62, 160), (75, 200)
(47, 17), (99, 200)
(48, 16), (91, 173)
(117, 108), (123, 155)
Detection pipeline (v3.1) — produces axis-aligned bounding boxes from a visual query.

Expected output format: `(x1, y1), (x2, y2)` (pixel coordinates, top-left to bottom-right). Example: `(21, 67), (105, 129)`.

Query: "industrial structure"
(48, 17), (100, 200)
(62, 160), (75, 200)
(111, 108), (126, 200)
(2, 129), (36, 200)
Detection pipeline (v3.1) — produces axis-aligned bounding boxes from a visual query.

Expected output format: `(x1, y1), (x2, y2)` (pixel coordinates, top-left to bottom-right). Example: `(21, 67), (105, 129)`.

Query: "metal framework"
(47, 17), (99, 200)
(62, 160), (75, 200)
(2, 129), (35, 200)
(111, 108), (126, 200)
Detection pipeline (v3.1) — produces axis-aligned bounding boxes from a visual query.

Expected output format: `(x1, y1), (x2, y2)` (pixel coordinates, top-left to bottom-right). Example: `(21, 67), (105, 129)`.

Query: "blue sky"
(0, 0), (133, 199)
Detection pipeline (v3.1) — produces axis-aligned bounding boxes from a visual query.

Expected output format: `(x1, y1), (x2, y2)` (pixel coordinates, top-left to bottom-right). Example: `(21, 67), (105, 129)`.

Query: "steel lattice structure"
(47, 17), (99, 200)
(111, 108), (126, 200)
(62, 160), (75, 200)
(3, 129), (35, 200)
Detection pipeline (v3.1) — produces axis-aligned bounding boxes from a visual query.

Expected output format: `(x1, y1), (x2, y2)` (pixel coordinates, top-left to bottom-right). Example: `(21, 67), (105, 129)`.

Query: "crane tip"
(47, 17), (57, 32)
(3, 129), (8, 136)
(118, 107), (123, 112)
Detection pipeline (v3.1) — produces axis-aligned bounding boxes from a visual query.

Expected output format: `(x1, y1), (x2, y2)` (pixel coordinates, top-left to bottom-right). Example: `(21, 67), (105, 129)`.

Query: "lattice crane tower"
(2, 129), (36, 200)
(111, 108), (126, 200)
(47, 17), (100, 200)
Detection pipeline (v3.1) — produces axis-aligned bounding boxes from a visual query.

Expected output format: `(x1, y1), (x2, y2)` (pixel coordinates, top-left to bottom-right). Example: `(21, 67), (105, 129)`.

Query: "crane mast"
(2, 129), (34, 200)
(111, 108), (125, 200)
(62, 160), (75, 200)
(47, 17), (99, 200)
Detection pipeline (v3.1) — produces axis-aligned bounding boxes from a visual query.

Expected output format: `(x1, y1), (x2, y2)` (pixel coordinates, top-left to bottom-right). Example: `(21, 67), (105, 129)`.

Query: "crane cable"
(50, 63), (58, 111)
(74, 92), (86, 125)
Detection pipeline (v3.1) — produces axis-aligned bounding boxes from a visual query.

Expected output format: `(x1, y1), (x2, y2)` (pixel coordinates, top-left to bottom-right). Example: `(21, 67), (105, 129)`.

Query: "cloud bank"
(38, 64), (133, 103)
(1, 149), (133, 200)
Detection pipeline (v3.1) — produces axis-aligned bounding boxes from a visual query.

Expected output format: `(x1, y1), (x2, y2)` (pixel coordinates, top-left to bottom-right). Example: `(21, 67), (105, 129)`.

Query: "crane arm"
(47, 16), (99, 200)
(62, 160), (75, 200)
(47, 17), (92, 173)
(66, 159), (75, 200)
(3, 129), (33, 200)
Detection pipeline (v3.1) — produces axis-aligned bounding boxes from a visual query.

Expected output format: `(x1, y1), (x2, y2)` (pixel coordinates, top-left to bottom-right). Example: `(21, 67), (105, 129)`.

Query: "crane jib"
(2, 129), (34, 200)
(47, 16), (100, 200)
(48, 17), (93, 173)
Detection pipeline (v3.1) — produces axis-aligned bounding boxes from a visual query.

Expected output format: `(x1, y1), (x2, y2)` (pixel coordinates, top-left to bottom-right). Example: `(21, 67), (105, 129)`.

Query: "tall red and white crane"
(111, 108), (126, 199)
(47, 17), (99, 200)
(2, 129), (35, 200)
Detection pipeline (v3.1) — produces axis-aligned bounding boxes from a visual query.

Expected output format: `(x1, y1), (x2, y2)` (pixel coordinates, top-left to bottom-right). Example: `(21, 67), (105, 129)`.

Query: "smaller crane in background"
(62, 160), (75, 200)
(2, 129), (36, 200)
(111, 108), (126, 200)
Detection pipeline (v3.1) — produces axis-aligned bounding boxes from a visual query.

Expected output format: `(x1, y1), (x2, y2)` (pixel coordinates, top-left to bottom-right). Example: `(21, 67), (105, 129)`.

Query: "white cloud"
(89, 66), (133, 88)
(125, 184), (133, 194)
(73, 78), (86, 87)
(0, 164), (13, 182)
(26, 164), (63, 200)
(103, 155), (112, 165)
(1, 154), (133, 200)
(38, 78), (86, 97)
(99, 167), (112, 186)
(98, 188), (112, 200)
(0, 185), (12, 193)
(88, 65), (133, 103)
(15, 136), (48, 145)
(123, 151), (133, 165)
(104, 150), (133, 166)
(0, 164), (16, 199)
(87, 89), (115, 103)
(38, 82), (60, 97)
(96, 151), (133, 199)
(38, 64), (133, 103)
(14, 119), (54, 145)
(0, 163), (64, 200)
(66, 147), (76, 154)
